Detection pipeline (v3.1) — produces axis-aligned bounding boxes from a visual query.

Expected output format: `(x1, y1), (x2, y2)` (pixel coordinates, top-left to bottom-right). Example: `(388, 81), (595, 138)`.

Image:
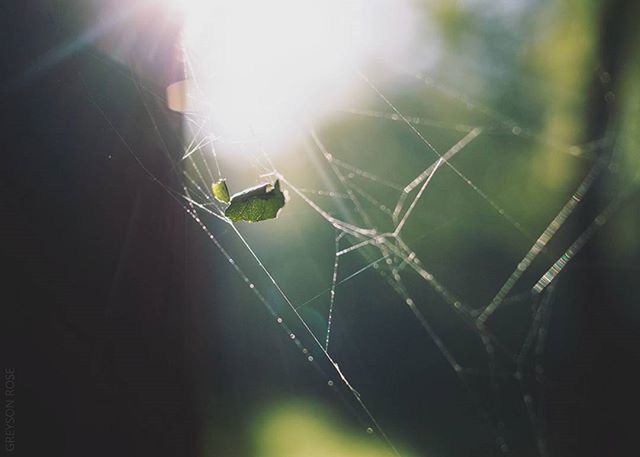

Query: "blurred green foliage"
(252, 401), (411, 457)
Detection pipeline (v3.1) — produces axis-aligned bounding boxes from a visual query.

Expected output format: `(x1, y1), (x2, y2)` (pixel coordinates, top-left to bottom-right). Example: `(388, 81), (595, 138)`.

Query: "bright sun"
(165, 0), (415, 146)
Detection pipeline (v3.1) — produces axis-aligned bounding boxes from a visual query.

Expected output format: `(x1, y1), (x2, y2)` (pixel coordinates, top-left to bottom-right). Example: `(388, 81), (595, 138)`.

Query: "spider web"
(86, 16), (639, 457)
(167, 57), (637, 456)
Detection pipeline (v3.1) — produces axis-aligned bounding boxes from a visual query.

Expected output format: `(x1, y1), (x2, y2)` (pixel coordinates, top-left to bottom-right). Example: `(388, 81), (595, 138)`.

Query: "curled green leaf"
(211, 179), (230, 204)
(224, 180), (286, 222)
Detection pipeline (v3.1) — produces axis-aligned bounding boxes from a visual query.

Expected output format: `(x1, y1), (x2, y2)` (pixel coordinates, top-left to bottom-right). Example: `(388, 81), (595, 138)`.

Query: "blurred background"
(3, 1), (639, 457)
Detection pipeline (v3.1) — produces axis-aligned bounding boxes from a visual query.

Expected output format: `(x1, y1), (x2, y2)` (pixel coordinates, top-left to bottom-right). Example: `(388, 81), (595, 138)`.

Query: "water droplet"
(511, 126), (522, 135)
(276, 317), (283, 323)
(302, 348), (308, 354)
(290, 333), (295, 339)
(366, 427), (374, 434)
(327, 380), (334, 387)
(307, 356), (314, 362)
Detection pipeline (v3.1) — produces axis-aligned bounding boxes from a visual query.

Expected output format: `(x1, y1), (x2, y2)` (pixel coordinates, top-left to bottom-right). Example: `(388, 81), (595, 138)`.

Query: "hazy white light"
(168, 0), (415, 146)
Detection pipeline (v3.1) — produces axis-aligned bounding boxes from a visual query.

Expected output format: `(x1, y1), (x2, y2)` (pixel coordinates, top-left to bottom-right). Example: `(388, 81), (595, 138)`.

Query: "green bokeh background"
(194, 1), (639, 456)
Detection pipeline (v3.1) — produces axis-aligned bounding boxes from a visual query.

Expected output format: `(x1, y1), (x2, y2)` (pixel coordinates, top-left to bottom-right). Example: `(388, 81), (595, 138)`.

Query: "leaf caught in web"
(211, 179), (231, 203)
(225, 180), (286, 222)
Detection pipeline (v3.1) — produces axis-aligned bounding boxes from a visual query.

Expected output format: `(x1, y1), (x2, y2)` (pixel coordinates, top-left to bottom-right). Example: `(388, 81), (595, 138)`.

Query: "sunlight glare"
(166, 0), (414, 147)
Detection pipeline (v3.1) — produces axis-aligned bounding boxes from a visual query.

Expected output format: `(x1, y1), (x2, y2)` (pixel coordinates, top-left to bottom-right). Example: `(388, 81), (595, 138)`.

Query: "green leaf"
(224, 180), (286, 222)
(211, 179), (230, 203)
